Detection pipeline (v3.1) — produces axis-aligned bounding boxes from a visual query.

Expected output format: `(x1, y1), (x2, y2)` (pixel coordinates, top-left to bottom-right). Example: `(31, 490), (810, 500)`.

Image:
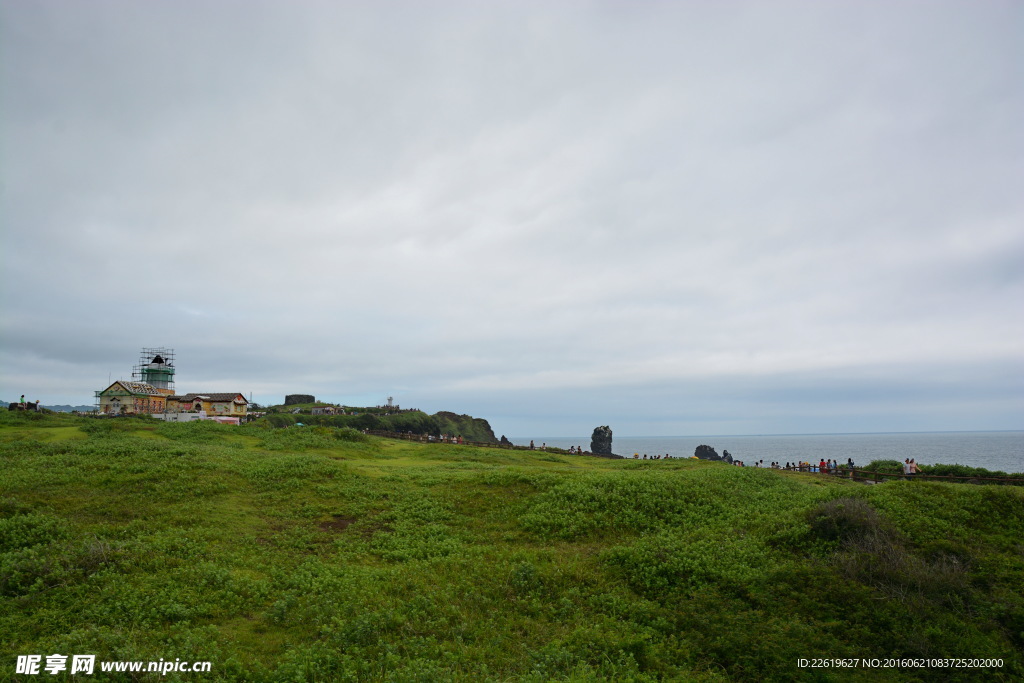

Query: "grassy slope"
(1, 413), (1022, 682)
(263, 410), (498, 444)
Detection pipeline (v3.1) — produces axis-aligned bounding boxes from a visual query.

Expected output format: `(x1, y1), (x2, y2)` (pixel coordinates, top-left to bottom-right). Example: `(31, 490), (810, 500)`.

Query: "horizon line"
(512, 429), (1024, 439)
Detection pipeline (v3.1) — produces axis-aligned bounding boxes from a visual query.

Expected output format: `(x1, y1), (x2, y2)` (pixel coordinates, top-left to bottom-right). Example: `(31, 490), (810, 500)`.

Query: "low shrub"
(917, 463), (1024, 480)
(808, 498), (973, 607)
(807, 497), (890, 545)
(156, 419), (231, 442)
(0, 410), (78, 427)
(864, 459), (904, 474)
(0, 512), (71, 552)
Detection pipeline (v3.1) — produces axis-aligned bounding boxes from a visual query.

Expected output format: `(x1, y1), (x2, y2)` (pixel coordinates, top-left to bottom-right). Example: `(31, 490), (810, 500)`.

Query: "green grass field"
(2, 412), (1022, 681)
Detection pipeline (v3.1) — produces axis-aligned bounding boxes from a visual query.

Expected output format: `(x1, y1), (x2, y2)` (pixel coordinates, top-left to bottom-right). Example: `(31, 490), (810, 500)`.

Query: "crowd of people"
(726, 458), (862, 472)
(624, 455), (931, 477)
(529, 441), (588, 453)
(428, 434), (465, 444)
(777, 459), (855, 472)
(627, 454), (873, 474)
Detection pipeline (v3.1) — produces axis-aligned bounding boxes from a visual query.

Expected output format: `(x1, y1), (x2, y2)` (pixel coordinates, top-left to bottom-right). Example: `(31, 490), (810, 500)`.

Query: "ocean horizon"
(510, 430), (1024, 474)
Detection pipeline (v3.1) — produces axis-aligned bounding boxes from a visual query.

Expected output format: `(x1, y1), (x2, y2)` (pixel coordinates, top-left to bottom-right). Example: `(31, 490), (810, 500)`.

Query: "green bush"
(381, 411), (439, 435)
(0, 513), (71, 552)
(0, 410), (78, 427)
(864, 459), (904, 474)
(806, 497), (974, 609)
(918, 463), (1023, 480)
(156, 419), (231, 442)
(807, 496), (889, 545)
(263, 414), (295, 428)
(256, 425), (368, 451)
(865, 459), (1023, 481)
(349, 413), (383, 431)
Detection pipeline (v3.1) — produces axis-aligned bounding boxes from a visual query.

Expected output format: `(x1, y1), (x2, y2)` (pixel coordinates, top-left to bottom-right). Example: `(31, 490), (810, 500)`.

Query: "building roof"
(168, 393), (248, 403)
(100, 381), (164, 396)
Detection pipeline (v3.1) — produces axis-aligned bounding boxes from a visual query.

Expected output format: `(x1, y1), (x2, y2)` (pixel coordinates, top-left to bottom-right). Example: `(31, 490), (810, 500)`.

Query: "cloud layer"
(2, 1), (1022, 436)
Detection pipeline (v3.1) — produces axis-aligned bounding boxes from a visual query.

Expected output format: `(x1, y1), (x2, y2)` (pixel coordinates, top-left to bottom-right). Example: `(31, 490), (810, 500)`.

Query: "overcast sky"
(2, 1), (1022, 438)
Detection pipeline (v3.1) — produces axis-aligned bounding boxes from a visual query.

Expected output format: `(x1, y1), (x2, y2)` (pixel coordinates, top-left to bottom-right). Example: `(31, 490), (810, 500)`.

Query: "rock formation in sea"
(695, 444), (732, 463)
(591, 426), (613, 455)
(500, 435), (511, 446)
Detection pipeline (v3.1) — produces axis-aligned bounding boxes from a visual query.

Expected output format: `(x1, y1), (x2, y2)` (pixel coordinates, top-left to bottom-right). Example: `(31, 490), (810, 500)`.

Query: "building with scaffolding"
(95, 348), (247, 422)
(135, 348), (176, 391)
(96, 349), (176, 415)
(95, 380), (170, 415)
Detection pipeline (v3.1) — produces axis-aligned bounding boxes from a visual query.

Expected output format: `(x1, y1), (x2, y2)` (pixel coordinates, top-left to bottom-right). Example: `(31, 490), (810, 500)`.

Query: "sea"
(510, 431), (1024, 474)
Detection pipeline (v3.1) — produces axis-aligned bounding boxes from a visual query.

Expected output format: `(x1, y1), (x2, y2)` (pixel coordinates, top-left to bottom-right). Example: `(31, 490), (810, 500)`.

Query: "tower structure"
(133, 348), (176, 394)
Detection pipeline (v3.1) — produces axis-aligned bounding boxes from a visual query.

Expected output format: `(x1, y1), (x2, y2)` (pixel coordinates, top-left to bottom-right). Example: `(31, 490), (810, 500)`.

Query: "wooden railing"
(783, 466), (1023, 486)
(364, 430), (505, 448)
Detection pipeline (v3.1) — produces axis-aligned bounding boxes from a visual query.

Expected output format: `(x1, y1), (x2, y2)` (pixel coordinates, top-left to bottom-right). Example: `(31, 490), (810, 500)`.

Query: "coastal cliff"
(260, 408), (498, 442)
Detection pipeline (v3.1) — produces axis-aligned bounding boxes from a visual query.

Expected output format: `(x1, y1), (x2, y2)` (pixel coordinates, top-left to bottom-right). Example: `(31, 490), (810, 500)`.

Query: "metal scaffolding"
(133, 347), (176, 392)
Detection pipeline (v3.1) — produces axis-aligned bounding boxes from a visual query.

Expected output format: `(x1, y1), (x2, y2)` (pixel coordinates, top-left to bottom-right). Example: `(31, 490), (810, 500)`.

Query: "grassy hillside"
(1, 412), (1022, 681)
(431, 411), (497, 443)
(262, 409), (497, 443)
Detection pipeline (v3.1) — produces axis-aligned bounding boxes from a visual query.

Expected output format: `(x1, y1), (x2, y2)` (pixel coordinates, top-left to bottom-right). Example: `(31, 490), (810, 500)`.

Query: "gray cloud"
(2, 1), (1022, 436)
